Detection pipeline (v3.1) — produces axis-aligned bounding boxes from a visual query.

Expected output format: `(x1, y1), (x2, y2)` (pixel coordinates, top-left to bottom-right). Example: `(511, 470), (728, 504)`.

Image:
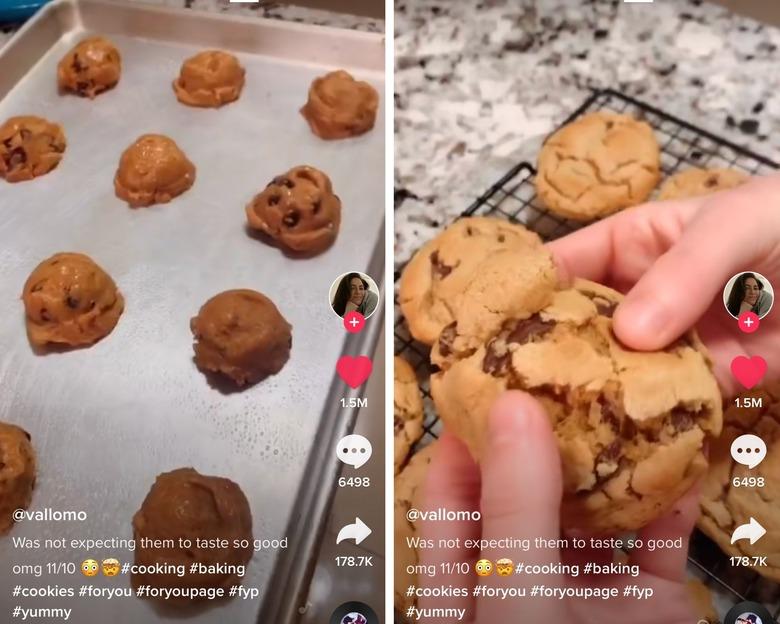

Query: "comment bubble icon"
(336, 434), (372, 469)
(731, 434), (767, 469)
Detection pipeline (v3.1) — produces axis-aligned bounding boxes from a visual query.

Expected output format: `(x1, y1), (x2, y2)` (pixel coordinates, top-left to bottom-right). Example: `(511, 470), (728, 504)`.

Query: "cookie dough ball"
(0, 423), (36, 535)
(22, 252), (124, 348)
(699, 383), (780, 583)
(114, 134), (196, 208)
(57, 36), (121, 99)
(399, 217), (547, 346)
(394, 356), (424, 475)
(0, 116), (66, 183)
(245, 165), (341, 255)
(431, 279), (722, 533)
(173, 50), (245, 108)
(536, 112), (661, 221)
(658, 167), (749, 201)
(395, 442), (437, 612)
(132, 468), (252, 596)
(191, 289), (292, 387)
(301, 70), (378, 140)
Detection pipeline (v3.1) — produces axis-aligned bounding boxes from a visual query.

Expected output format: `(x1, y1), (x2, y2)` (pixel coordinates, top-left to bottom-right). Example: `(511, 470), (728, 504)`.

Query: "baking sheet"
(0, 1), (384, 622)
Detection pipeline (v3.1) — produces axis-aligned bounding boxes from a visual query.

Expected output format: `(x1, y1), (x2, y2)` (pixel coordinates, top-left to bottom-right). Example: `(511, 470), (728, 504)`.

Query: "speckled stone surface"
(394, 0), (780, 266)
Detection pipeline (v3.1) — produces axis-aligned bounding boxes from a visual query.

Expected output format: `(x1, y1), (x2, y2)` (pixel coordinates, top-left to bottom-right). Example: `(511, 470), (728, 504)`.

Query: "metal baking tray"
(0, 1), (385, 622)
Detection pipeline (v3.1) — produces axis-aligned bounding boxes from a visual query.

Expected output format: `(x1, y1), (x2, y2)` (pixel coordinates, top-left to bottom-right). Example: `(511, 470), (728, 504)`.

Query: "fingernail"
(617, 298), (671, 343)
(488, 394), (533, 444)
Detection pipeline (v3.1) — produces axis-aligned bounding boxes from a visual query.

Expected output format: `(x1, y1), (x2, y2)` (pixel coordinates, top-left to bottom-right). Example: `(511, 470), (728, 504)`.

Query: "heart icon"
(336, 355), (373, 389)
(730, 355), (768, 390)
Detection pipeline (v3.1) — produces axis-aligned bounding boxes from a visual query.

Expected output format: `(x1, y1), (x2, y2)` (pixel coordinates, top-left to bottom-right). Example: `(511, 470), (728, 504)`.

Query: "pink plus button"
(343, 311), (365, 334)
(738, 311), (760, 334)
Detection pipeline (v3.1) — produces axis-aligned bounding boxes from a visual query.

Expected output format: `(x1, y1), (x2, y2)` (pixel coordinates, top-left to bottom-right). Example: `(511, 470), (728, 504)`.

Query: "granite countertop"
(0, 0), (382, 46)
(395, 0), (780, 265)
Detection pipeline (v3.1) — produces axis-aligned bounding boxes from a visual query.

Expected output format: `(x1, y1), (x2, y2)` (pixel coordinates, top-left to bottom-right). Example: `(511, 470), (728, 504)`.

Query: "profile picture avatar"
(736, 613), (762, 624)
(329, 271), (379, 320)
(724, 271), (774, 319)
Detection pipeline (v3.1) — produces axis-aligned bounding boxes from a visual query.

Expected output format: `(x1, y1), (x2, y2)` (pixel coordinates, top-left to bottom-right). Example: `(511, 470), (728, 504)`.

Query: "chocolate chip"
(597, 440), (622, 463)
(430, 250), (454, 279)
(312, 200), (321, 214)
(394, 416), (403, 433)
(465, 227), (473, 236)
(670, 408), (695, 432)
(8, 147), (26, 167)
(605, 120), (614, 129)
(66, 296), (79, 309)
(437, 322), (457, 357)
(72, 54), (83, 73)
(621, 417), (637, 439)
(704, 175), (718, 188)
(505, 316), (553, 345)
(268, 194), (281, 206)
(273, 176), (295, 189)
(595, 299), (617, 318)
(40, 308), (51, 321)
(282, 210), (300, 227)
(600, 402), (620, 433)
(497, 234), (505, 243)
(482, 342), (510, 376)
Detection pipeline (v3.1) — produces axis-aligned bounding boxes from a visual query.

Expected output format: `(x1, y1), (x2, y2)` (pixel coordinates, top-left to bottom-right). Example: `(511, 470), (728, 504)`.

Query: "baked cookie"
(536, 112), (661, 221)
(398, 217), (545, 346)
(114, 134), (195, 207)
(0, 116), (66, 183)
(0, 423), (36, 534)
(699, 382), (780, 583)
(191, 289), (292, 387)
(301, 70), (378, 140)
(132, 468), (253, 597)
(22, 252), (124, 348)
(245, 165), (341, 255)
(394, 356), (425, 475)
(686, 579), (718, 624)
(431, 279), (722, 533)
(431, 246), (558, 368)
(173, 50), (245, 108)
(395, 442), (437, 612)
(658, 168), (749, 201)
(57, 36), (121, 98)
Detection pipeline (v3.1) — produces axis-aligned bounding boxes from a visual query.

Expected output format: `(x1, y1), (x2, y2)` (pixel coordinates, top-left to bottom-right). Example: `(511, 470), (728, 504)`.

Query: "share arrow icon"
(730, 517), (766, 545)
(336, 517), (372, 546)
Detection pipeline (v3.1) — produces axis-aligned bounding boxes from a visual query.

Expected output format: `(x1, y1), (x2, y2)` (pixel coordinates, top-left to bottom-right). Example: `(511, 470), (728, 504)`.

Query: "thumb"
(479, 391), (562, 567)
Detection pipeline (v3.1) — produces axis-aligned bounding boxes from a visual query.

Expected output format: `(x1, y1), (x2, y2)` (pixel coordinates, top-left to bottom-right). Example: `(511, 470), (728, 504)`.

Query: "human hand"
(548, 174), (780, 396)
(418, 392), (699, 623)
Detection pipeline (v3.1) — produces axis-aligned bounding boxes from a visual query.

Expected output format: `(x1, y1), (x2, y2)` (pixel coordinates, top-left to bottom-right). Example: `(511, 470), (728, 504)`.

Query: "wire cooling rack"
(394, 88), (780, 622)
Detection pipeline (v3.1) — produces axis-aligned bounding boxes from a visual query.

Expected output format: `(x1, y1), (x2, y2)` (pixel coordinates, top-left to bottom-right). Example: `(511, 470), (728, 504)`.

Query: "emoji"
(474, 559), (493, 576)
(81, 559), (99, 577)
(101, 558), (120, 577)
(495, 558), (514, 576)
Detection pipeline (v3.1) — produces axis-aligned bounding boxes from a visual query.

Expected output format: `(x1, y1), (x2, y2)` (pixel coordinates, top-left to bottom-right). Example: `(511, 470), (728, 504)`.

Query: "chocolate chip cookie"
(658, 167), (749, 201)
(395, 442), (437, 612)
(699, 382), (780, 583)
(57, 36), (121, 98)
(301, 70), (379, 140)
(394, 356), (425, 475)
(536, 112), (661, 221)
(191, 289), (292, 387)
(399, 217), (545, 346)
(245, 165), (341, 255)
(22, 252), (124, 348)
(0, 423), (36, 534)
(173, 50), (245, 108)
(431, 246), (558, 368)
(114, 134), (196, 207)
(0, 116), (66, 183)
(431, 279), (722, 533)
(132, 468), (253, 598)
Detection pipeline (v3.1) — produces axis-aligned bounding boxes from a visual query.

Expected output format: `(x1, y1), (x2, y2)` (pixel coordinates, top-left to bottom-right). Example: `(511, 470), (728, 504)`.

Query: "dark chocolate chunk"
(505, 316), (553, 345)
(282, 210), (300, 227)
(430, 250), (454, 279)
(437, 322), (457, 357)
